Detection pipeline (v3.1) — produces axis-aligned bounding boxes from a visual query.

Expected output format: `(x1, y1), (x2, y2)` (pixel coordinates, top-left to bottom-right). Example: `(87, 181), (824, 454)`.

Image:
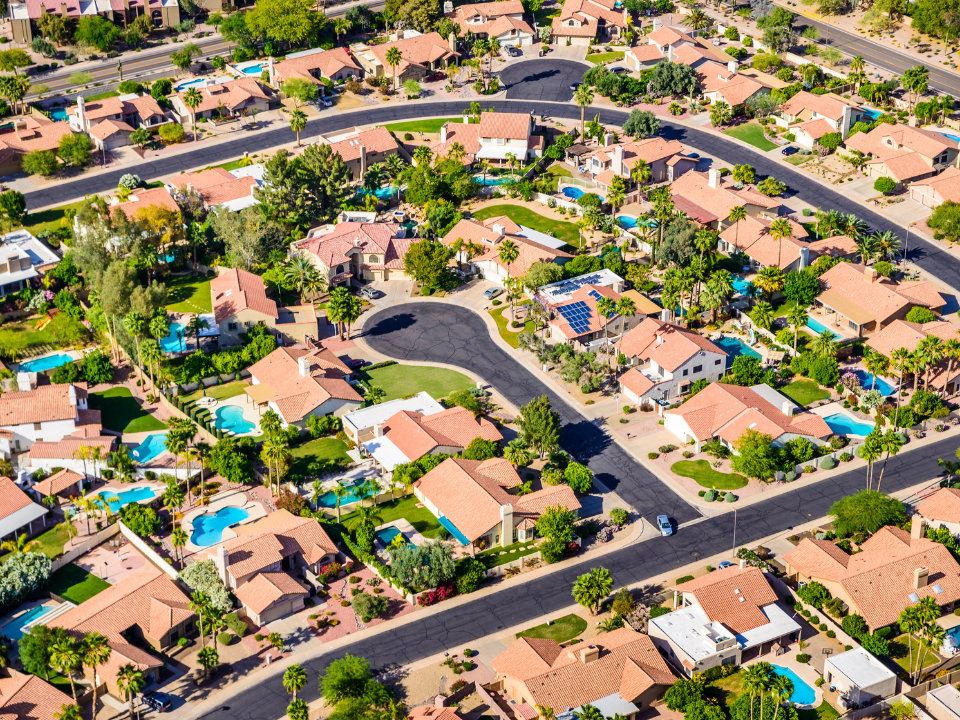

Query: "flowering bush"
(0, 552), (51, 613)
(417, 584), (457, 607)
(318, 563), (341, 584)
(840, 372), (861, 392)
(450, 680), (468, 693)
(860, 389), (883, 410)
(565, 541), (581, 557)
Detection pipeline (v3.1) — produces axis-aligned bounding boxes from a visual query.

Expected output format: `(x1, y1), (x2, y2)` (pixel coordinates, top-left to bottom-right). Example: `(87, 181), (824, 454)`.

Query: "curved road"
(192, 302), (953, 720)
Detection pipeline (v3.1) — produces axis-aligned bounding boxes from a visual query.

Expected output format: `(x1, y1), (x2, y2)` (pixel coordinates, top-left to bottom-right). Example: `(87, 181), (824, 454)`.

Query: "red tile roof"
(294, 222), (409, 272)
(918, 487), (960, 525)
(175, 78), (269, 115)
(211, 268), (279, 323)
(619, 317), (726, 371)
(382, 405), (503, 462)
(0, 383), (80, 426)
(233, 571), (307, 615)
(781, 90), (860, 123)
(673, 566), (779, 634)
(33, 469), (83, 498)
(110, 187), (180, 220)
(0, 476), (37, 521)
(0, 117), (72, 160)
(820, 263), (944, 324)
(719, 215), (810, 270)
(368, 32), (457, 77)
(168, 168), (258, 208)
(478, 112), (531, 140)
(549, 284), (622, 340)
(0, 671), (72, 720)
(27, 434), (114, 462)
(911, 166), (960, 203)
(274, 47), (361, 84)
(670, 170), (779, 222)
(329, 126), (400, 163)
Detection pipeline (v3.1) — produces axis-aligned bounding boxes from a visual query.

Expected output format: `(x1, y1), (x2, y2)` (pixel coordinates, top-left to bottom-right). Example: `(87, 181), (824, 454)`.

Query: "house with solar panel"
(547, 283), (639, 347)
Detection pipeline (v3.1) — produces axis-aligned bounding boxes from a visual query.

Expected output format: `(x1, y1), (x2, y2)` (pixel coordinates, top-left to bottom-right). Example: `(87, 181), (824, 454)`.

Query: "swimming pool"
(3, 604), (57, 641)
(191, 506), (249, 546)
(174, 78), (206, 91)
(130, 434), (168, 464)
(241, 62), (266, 75)
(714, 336), (762, 363)
(159, 322), (189, 353)
(824, 412), (876, 437)
(861, 108), (883, 121)
(771, 665), (817, 705)
(806, 316), (843, 341)
(49, 107), (68, 122)
(376, 526), (407, 546)
(732, 276), (753, 295)
(937, 131), (960, 143)
(475, 175), (513, 185)
(851, 369), (896, 396)
(93, 486), (158, 512)
(562, 187), (605, 203)
(214, 405), (256, 434)
(358, 186), (398, 200)
(18, 353), (74, 373)
(159, 252), (175, 263)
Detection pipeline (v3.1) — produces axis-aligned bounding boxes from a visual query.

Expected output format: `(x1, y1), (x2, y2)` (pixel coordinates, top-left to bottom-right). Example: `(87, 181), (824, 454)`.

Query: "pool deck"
(374, 519), (426, 563)
(75, 542), (148, 585)
(182, 489), (266, 553)
(808, 402), (875, 437)
(742, 653), (823, 710)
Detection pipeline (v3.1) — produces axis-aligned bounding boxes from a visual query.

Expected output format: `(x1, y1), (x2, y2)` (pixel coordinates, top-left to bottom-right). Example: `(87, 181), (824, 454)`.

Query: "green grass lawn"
(289, 437), (352, 477)
(723, 122), (778, 152)
(488, 307), (535, 349)
(705, 670), (744, 712)
(471, 204), (580, 246)
(341, 495), (445, 539)
(164, 274), (214, 314)
(517, 614), (587, 643)
(47, 563), (111, 604)
(545, 163), (573, 179)
(383, 117), (461, 134)
(586, 51), (625, 64)
(0, 523), (71, 563)
(83, 90), (119, 102)
(892, 634), (940, 672)
(786, 154), (815, 166)
(20, 199), (87, 236)
(797, 703), (841, 720)
(475, 539), (540, 568)
(0, 315), (87, 357)
(781, 379), (829, 407)
(534, 7), (560, 22)
(89, 388), (167, 434)
(354, 363), (473, 401)
(772, 297), (801, 318)
(671, 460), (747, 489)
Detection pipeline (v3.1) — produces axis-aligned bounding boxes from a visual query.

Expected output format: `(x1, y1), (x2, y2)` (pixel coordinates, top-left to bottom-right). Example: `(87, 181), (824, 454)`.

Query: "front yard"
(517, 613), (587, 642)
(475, 538), (540, 568)
(671, 460), (747, 490)
(471, 204), (581, 247)
(723, 122), (778, 152)
(781, 379), (830, 407)
(164, 274), (214, 314)
(586, 51), (625, 64)
(355, 363), (474, 401)
(489, 307), (535, 349)
(89, 388), (167, 434)
(341, 495), (445, 539)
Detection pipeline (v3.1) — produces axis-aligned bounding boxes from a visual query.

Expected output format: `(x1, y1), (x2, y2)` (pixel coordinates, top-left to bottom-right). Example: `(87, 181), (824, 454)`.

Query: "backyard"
(18, 199), (87, 236)
(723, 122), (778, 152)
(671, 460), (747, 489)
(179, 381), (248, 428)
(471, 204), (581, 247)
(516, 613), (587, 643)
(892, 634), (940, 673)
(341, 495), (444, 539)
(780, 379), (830, 407)
(164, 274), (214, 314)
(290, 437), (352, 477)
(706, 671), (838, 720)
(47, 563), (111, 605)
(384, 117), (460, 134)
(0, 523), (71, 563)
(354, 363), (473, 402)
(0, 315), (88, 361)
(89, 388), (167, 434)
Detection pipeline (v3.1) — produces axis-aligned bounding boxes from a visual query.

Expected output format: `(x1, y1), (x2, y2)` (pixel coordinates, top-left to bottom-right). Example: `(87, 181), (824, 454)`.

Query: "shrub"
(648, 452), (659, 459)
(726, 492), (737, 502)
(704, 490), (716, 502)
(796, 653), (811, 663)
(820, 456), (836, 470)
(158, 123), (186, 144)
(675, 575), (694, 584)
(815, 677), (825, 687)
(826, 630), (836, 638)
(840, 452), (852, 462)
(217, 631), (233, 646)
(819, 623), (828, 631)
(874, 176), (896, 195)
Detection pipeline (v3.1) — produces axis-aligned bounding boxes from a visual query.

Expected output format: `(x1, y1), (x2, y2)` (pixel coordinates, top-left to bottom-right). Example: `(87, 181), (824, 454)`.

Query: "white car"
(656, 515), (673, 537)
(318, 96), (332, 107)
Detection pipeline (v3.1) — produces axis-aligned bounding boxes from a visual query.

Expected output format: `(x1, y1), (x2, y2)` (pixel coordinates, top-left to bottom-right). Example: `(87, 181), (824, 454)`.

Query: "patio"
(181, 489), (268, 554)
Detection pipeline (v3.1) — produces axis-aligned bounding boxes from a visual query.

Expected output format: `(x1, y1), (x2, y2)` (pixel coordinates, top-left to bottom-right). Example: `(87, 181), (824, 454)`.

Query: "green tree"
(74, 15), (121, 51)
(321, 654), (371, 704)
(22, 150), (57, 176)
(283, 663), (308, 701)
(404, 238), (450, 289)
(517, 395), (560, 458)
(874, 176), (897, 195)
(564, 462), (594, 492)
(463, 437), (500, 461)
(622, 109), (660, 138)
(731, 429), (778, 481)
(829, 489), (905, 536)
(245, 0), (318, 46)
(574, 84), (594, 140)
(49, 636), (82, 704)
(572, 567), (614, 614)
(117, 664), (145, 720)
(710, 100), (732, 127)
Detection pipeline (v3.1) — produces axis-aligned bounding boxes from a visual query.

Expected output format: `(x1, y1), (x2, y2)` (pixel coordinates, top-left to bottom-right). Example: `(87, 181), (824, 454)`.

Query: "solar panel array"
(587, 289), (603, 301)
(546, 272), (607, 298)
(557, 301), (593, 335)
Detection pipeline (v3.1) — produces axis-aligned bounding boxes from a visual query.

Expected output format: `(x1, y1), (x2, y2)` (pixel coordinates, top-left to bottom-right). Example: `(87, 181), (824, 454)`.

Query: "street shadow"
(362, 312), (417, 337)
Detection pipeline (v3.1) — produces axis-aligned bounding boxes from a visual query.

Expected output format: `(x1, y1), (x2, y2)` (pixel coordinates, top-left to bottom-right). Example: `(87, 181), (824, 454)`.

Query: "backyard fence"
(51, 522), (122, 573)
(118, 520), (178, 580)
(846, 695), (922, 720)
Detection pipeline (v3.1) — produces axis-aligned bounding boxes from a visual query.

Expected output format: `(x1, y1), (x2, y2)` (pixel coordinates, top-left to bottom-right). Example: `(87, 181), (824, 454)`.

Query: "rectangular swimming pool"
(806, 316), (843, 341)
(713, 336), (762, 363)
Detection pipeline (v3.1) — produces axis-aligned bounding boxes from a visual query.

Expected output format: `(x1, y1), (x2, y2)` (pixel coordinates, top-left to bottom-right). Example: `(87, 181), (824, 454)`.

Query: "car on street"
(718, 560), (735, 570)
(483, 287), (503, 299)
(687, 152), (700, 159)
(656, 515), (673, 537)
(359, 286), (379, 300)
(505, 46), (522, 57)
(782, 146), (799, 156)
(570, 82), (582, 91)
(142, 692), (174, 713)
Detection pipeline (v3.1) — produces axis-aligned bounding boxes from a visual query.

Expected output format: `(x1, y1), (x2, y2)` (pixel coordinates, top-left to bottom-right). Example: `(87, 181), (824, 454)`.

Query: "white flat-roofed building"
(823, 648), (896, 708)
(343, 391), (444, 444)
(928, 684), (960, 720)
(0, 229), (60, 296)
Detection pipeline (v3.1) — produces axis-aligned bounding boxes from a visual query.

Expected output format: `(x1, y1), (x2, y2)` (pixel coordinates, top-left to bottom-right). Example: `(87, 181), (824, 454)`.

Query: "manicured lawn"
(892, 634), (940, 672)
(354, 363), (473, 401)
(723, 122), (778, 152)
(517, 614), (587, 643)
(341, 495), (445, 539)
(705, 670), (744, 712)
(289, 437), (351, 477)
(781, 379), (829, 407)
(180, 381), (248, 406)
(772, 297), (800, 318)
(20, 199), (87, 236)
(534, 7), (560, 22)
(475, 538), (539, 568)
(0, 315), (87, 359)
(471, 204), (580, 246)
(164, 274), (214, 314)
(671, 460), (747, 489)
(797, 703), (841, 720)
(89, 388), (167, 434)
(383, 117), (461, 134)
(0, 523), (71, 563)
(488, 307), (535, 349)
(47, 563), (111, 604)
(586, 51), (625, 64)
(83, 90), (120, 102)
(786, 154), (814, 166)
(545, 163), (573, 179)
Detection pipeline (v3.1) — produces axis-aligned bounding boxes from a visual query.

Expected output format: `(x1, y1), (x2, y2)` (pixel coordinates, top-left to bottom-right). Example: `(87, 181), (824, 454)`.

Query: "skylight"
(908, 592), (920, 603)
(934, 584), (945, 595)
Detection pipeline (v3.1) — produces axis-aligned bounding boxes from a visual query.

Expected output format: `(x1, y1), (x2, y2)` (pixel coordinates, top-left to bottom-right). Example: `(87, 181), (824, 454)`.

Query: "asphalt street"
(192, 301), (957, 720)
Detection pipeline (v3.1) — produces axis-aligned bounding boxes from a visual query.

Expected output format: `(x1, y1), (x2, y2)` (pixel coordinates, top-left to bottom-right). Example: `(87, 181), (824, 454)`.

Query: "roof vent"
(738, 596), (745, 602)
(734, 589), (741, 594)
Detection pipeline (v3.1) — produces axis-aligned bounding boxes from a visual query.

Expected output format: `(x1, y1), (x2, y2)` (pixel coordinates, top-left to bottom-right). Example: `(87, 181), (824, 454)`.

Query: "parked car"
(318, 96), (332, 107)
(506, 46), (522, 57)
(687, 152), (700, 159)
(656, 515), (673, 537)
(483, 287), (503, 299)
(610, 66), (629, 74)
(347, 358), (367, 369)
(359, 286), (378, 300)
(718, 560), (735, 570)
(142, 692), (174, 713)
(570, 81), (582, 91)
(781, 146), (799, 156)
(424, 72), (446, 82)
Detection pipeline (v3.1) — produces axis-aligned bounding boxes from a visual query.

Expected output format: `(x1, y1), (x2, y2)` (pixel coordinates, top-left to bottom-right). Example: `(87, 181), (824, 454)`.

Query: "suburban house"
(68, 93), (169, 150)
(845, 124), (960, 188)
(414, 457), (580, 548)
(342, 392), (445, 445)
(0, 229), (60, 296)
(927, 682), (960, 720)
(718, 216), (857, 272)
(206, 510), (338, 624)
(50, 568), (195, 698)
(451, 0), (535, 45)
(775, 91), (867, 147)
(9, 0), (180, 44)
(0, 670), (72, 719)
(816, 262), (946, 338)
(866, 319), (959, 393)
(363, 405), (503, 473)
(165, 166), (263, 212)
(0, 380), (100, 456)
(616, 318), (728, 406)
(783, 523), (960, 630)
(441, 216), (571, 285)
(26, 433), (116, 476)
(0, 116), (73, 176)
(574, 135), (697, 189)
(917, 487), (960, 536)
(30, 468), (84, 505)
(292, 221), (413, 284)
(910, 166), (960, 209)
(551, 0), (628, 44)
(269, 47), (363, 89)
(326, 126), (401, 180)
(700, 62), (771, 109)
(669, 169), (780, 229)
(547, 283), (640, 347)
(539, 269), (624, 304)
(648, 564), (801, 675)
(626, 26), (710, 68)
(823, 649), (897, 709)
(109, 186), (180, 221)
(211, 268), (317, 347)
(411, 708), (464, 720)
(0, 475), (51, 543)
(352, 31), (458, 83)
(491, 628), (676, 717)
(662, 382), (832, 452)
(171, 78), (271, 123)
(430, 112), (543, 165)
(246, 344), (362, 427)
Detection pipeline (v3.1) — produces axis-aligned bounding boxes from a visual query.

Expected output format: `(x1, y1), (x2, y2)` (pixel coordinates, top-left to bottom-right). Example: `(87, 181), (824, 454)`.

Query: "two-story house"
(718, 215), (857, 273)
(845, 123), (960, 189)
(0, 229), (60, 296)
(0, 116), (73, 176)
(699, 61), (771, 109)
(68, 93), (168, 151)
(431, 112), (543, 165)
(292, 221), (413, 285)
(669, 169), (781, 230)
(342, 391), (444, 445)
(775, 91), (867, 149)
(165, 166), (263, 212)
(866, 318), (960, 394)
(170, 78), (270, 123)
(910, 166), (960, 208)
(10, 0), (179, 45)
(0, 379), (101, 456)
(551, 0), (628, 44)
(627, 24), (729, 69)
(326, 126), (400, 181)
(352, 31), (458, 84)
(269, 47), (363, 90)
(211, 268), (317, 347)
(575, 134), (697, 190)
(451, 0), (535, 45)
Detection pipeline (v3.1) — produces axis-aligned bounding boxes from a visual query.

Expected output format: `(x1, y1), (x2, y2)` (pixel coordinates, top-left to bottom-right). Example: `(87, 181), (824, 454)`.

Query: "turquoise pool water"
(771, 665), (816, 705)
(824, 412), (875, 437)
(4, 604), (56, 641)
(936, 131), (960, 143)
(93, 486), (158, 512)
(807, 316), (843, 340)
(214, 405), (255, 434)
(18, 353), (74, 372)
(49, 107), (67, 121)
(732, 276), (753, 295)
(159, 322), (189, 353)
(191, 506), (249, 546)
(357, 186), (398, 200)
(852, 369), (896, 396)
(317, 485), (364, 508)
(174, 78), (206, 91)
(376, 526), (407, 546)
(241, 62), (266, 75)
(862, 108), (883, 121)
(714, 336), (761, 363)
(130, 434), (167, 464)
(475, 175), (514, 185)
(562, 187), (605, 203)
(159, 252), (175, 263)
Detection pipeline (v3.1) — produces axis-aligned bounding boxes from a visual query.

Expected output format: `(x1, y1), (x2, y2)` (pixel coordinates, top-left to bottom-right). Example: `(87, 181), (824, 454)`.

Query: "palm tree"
(331, 481), (349, 522)
(573, 84), (594, 140)
(262, 436), (291, 496)
(741, 663), (771, 720)
(596, 296), (617, 345)
(283, 256), (327, 309)
(769, 674), (794, 720)
(631, 159), (651, 189)
(615, 296), (637, 351)
(186, 314), (208, 353)
(83, 632), (112, 720)
(850, 55), (865, 91)
(385, 153), (405, 199)
(750, 300), (775, 331)
(385, 46), (402, 90)
(0, 532), (37, 555)
(498, 239), (520, 308)
(183, 87), (203, 142)
(536, 706), (556, 720)
(872, 231), (902, 262)
(123, 312), (145, 375)
(864, 350), (890, 392)
(140, 339), (161, 395)
(608, 175), (626, 221)
(683, 8), (710, 31)
(899, 605), (924, 683)
(943, 338), (960, 396)
(334, 17), (351, 44)
(728, 205), (747, 252)
(283, 663), (308, 701)
(754, 267), (785, 300)
(50, 637), (82, 705)
(171, 526), (187, 566)
(909, 351), (926, 392)
(289, 108), (307, 147)
(349, 502), (384, 531)
(876, 428), (904, 492)
(413, 145), (432, 167)
(54, 705), (83, 720)
(190, 591), (211, 648)
(117, 664), (145, 720)
(890, 347), (912, 426)
(769, 217), (793, 269)
(811, 330), (838, 358)
(919, 335), (944, 391)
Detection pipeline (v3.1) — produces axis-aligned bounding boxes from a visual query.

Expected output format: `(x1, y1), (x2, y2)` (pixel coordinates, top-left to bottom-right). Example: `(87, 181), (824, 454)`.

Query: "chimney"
(652, 17), (661, 29)
(500, 504), (513, 548)
(728, 60), (738, 73)
(440, 123), (447, 144)
(613, 145), (624, 176)
(781, 400), (794, 417)
(298, 356), (310, 377)
(374, 423), (383, 437)
(186, 182), (194, 194)
(435, 695), (448, 709)
(492, 223), (506, 236)
(603, 132), (615, 147)
(448, 31), (457, 52)
(908, 115), (918, 128)
(213, 544), (230, 587)
(463, 114), (469, 124)
(841, 104), (854, 138)
(268, 56), (276, 87)
(579, 645), (600, 664)
(739, 558), (746, 570)
(76, 96), (86, 130)
(60, 2), (67, 15)
(799, 246), (809, 271)
(360, 145), (367, 178)
(16, 372), (31, 392)
(914, 566), (929, 590)
(708, 168), (720, 189)
(443, 0), (453, 11)
(655, 333), (664, 345)
(864, 267), (878, 283)
(912, 516), (926, 540)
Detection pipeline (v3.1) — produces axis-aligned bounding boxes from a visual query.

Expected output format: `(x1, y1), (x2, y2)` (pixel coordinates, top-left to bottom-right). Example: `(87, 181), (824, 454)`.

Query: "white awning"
(476, 146), (523, 161)
(0, 502), (48, 540)
(362, 436), (411, 472)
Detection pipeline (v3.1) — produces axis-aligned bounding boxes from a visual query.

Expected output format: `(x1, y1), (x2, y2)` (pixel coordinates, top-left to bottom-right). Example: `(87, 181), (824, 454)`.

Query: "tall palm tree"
(186, 314), (209, 353)
(899, 605), (924, 683)
(190, 591), (211, 648)
(331, 480), (349, 522)
(117, 664), (145, 720)
(83, 632), (112, 720)
(754, 267), (785, 300)
(349, 502), (384, 531)
(289, 108), (307, 147)
(787, 304), (809, 352)
(498, 239), (520, 306)
(283, 663), (308, 701)
(769, 218), (793, 269)
(850, 55), (866, 91)
(811, 330), (838, 358)
(943, 338), (960, 396)
(631, 159), (651, 189)
(49, 637), (82, 705)
(596, 296), (617, 345)
(682, 8), (710, 31)
(283, 256), (327, 310)
(171, 526), (187, 566)
(750, 300), (775, 331)
(918, 335), (944, 391)
(573, 84), (594, 140)
(183, 87), (203, 142)
(385, 46), (402, 90)
(741, 663), (771, 720)
(890, 347), (912, 427)
(863, 350), (890, 392)
(728, 205), (747, 253)
(615, 296), (637, 352)
(262, 436), (291, 496)
(769, 674), (794, 720)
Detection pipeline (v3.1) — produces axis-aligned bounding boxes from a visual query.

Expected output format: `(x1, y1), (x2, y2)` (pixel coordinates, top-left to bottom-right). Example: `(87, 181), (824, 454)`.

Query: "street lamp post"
(732, 507), (737, 556)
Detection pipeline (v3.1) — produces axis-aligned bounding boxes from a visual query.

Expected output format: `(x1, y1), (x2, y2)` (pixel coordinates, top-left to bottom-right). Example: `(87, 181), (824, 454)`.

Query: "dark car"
(142, 692), (174, 713)
(570, 81), (582, 91)
(347, 358), (367, 369)
(610, 66), (629, 74)
(506, 45), (522, 56)
(687, 152), (699, 159)
(782, 146), (799, 156)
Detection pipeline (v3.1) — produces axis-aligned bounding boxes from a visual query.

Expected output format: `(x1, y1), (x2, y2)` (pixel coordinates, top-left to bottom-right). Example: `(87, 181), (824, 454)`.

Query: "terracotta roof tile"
(211, 268), (279, 323)
(233, 571), (307, 615)
(911, 166), (960, 203)
(27, 435), (114, 461)
(0, 476), (37, 520)
(919, 487), (960, 525)
(110, 187), (180, 219)
(383, 406), (503, 462)
(674, 566), (778, 634)
(781, 90), (860, 123)
(33, 469), (83, 498)
(0, 383), (80, 426)
(274, 48), (361, 84)
(0, 672), (72, 720)
(175, 77), (269, 115)
(670, 170), (778, 222)
(820, 263), (942, 324)
(478, 112), (530, 140)
(719, 215), (810, 270)
(619, 317), (726, 371)
(330, 126), (400, 163)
